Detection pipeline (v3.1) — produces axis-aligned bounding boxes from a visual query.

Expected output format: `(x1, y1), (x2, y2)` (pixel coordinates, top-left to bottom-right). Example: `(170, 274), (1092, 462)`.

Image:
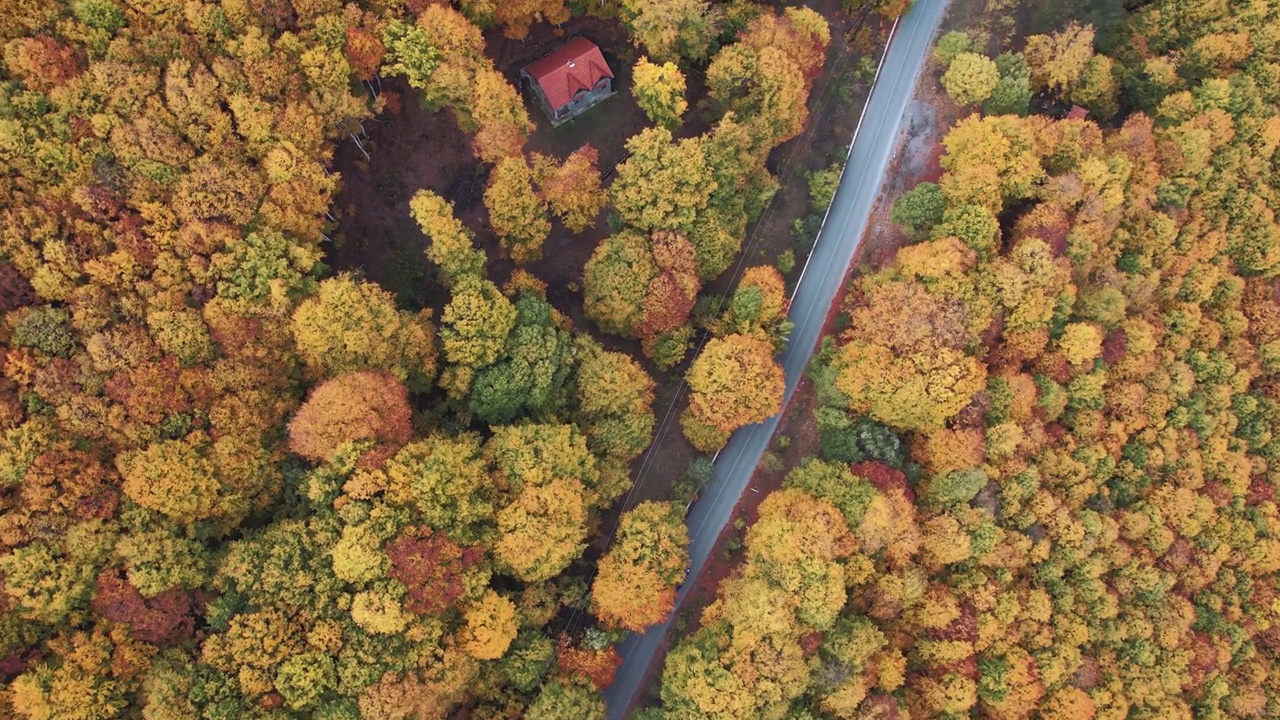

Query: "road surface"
(603, 1), (951, 716)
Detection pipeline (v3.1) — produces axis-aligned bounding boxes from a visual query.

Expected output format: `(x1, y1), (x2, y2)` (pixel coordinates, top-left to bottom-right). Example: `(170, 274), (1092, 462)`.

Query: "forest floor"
(327, 3), (885, 519)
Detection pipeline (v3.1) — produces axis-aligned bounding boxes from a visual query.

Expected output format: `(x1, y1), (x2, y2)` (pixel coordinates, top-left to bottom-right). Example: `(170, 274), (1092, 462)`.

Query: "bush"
(645, 325), (694, 371)
(807, 164), (842, 213)
(792, 214), (823, 251)
(777, 249), (796, 274)
(934, 30), (972, 66)
(685, 456), (715, 485)
(891, 182), (947, 239)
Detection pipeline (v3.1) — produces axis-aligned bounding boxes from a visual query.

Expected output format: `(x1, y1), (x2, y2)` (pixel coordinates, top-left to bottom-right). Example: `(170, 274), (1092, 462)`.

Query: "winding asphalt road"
(603, 1), (951, 716)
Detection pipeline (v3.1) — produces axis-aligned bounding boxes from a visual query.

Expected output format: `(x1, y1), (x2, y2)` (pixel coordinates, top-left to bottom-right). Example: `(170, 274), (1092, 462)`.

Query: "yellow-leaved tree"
(833, 279), (985, 431)
(591, 501), (689, 632)
(291, 274), (437, 389)
(533, 145), (607, 233)
(458, 589), (519, 660)
(682, 333), (784, 452)
(633, 57), (688, 129)
(484, 156), (550, 263)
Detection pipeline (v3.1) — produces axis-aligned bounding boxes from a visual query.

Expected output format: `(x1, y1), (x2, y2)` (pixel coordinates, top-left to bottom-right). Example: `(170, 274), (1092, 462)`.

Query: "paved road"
(603, 1), (951, 716)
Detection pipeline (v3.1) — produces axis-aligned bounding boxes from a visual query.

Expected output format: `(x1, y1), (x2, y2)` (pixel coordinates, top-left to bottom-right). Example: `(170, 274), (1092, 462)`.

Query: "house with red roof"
(521, 38), (615, 127)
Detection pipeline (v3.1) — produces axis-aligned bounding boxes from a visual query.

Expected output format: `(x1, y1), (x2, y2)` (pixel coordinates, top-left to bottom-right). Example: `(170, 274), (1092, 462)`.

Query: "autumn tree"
(633, 57), (688, 129)
(458, 589), (519, 660)
(487, 424), (598, 580)
(409, 190), (486, 285)
(287, 371), (413, 468)
(703, 8), (829, 150)
(939, 114), (1044, 209)
(713, 265), (790, 348)
(484, 156), (550, 263)
(621, 0), (719, 63)
(1023, 22), (1096, 96)
(683, 333), (785, 452)
(1070, 54), (1119, 119)
(386, 527), (485, 616)
(583, 230), (656, 337)
(583, 229), (702, 367)
(610, 128), (714, 235)
(592, 501), (690, 632)
(833, 279), (986, 431)
(495, 476), (589, 582)
(118, 435), (278, 530)
(532, 145), (607, 233)
(525, 680), (606, 720)
(291, 274), (437, 388)
(470, 66), (533, 164)
(845, 0), (913, 22)
(574, 337), (657, 460)
(637, 231), (702, 367)
(439, 275), (518, 397)
(943, 52), (1000, 106)
(492, 0), (571, 41)
(385, 433), (497, 543)
(661, 627), (754, 719)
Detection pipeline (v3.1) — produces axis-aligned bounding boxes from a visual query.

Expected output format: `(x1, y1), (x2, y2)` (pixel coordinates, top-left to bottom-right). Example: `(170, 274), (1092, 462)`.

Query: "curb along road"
(604, 2), (953, 716)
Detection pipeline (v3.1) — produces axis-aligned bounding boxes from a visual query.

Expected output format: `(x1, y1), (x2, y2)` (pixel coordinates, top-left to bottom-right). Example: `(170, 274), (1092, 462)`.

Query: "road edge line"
(791, 14), (901, 302)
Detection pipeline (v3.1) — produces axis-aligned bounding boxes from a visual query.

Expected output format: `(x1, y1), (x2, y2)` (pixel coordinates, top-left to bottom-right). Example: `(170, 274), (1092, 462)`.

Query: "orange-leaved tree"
(287, 371), (412, 468)
(591, 501), (689, 632)
(533, 145), (608, 233)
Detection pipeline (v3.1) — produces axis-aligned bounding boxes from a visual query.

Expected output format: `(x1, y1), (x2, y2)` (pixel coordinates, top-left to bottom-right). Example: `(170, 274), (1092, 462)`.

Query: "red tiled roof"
(524, 37), (613, 111)
(1066, 105), (1090, 121)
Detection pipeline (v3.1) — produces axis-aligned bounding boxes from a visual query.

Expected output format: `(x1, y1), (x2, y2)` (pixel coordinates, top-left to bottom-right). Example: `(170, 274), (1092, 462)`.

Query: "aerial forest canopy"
(660, 1), (1280, 719)
(0, 0), (837, 715)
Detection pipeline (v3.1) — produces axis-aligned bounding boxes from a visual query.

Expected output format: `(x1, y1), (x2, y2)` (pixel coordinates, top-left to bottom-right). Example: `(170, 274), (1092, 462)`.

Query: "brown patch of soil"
(327, 76), (478, 311)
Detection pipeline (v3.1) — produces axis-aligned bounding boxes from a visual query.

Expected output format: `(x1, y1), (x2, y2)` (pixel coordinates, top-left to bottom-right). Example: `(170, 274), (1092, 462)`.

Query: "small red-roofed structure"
(1066, 105), (1090, 121)
(521, 37), (615, 127)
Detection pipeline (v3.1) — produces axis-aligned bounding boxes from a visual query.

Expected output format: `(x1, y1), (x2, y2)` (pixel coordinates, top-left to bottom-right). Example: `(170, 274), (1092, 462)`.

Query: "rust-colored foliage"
(0, 263), (35, 313)
(345, 27), (384, 81)
(851, 461), (915, 504)
(19, 449), (119, 531)
(635, 231), (700, 343)
(556, 636), (622, 691)
(3, 35), (82, 91)
(287, 371), (412, 467)
(92, 569), (195, 646)
(386, 527), (483, 616)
